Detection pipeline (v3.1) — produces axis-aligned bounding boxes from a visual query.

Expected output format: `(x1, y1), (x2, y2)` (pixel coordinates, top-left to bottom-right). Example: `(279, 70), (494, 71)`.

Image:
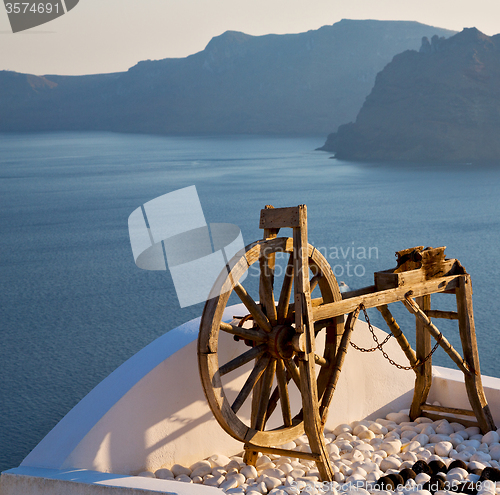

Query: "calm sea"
(1, 132), (500, 472)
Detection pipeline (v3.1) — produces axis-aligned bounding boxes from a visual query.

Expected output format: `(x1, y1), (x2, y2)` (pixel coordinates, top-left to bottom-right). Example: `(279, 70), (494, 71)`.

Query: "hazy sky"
(1, 0), (500, 76)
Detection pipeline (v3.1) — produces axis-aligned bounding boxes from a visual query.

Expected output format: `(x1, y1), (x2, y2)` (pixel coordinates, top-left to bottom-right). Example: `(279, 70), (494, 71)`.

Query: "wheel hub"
(268, 324), (296, 360)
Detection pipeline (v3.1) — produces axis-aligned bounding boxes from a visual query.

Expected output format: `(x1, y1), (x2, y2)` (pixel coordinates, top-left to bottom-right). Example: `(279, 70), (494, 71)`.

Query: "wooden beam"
(455, 275), (496, 433)
(421, 412), (480, 428)
(410, 295), (432, 419)
(421, 404), (476, 417)
(425, 310), (459, 320)
(244, 444), (321, 462)
(260, 206), (301, 229)
(313, 275), (462, 321)
(403, 295), (472, 375)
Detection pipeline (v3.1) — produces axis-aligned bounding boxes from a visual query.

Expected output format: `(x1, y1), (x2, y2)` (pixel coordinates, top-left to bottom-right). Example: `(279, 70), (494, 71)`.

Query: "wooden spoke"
(310, 271), (323, 292)
(284, 357), (301, 390)
(259, 248), (278, 326)
(264, 360), (291, 425)
(276, 359), (292, 427)
(220, 322), (267, 343)
(234, 283), (272, 333)
(314, 354), (329, 368)
(232, 354), (271, 414)
(277, 254), (294, 323)
(253, 358), (276, 430)
(219, 344), (267, 377)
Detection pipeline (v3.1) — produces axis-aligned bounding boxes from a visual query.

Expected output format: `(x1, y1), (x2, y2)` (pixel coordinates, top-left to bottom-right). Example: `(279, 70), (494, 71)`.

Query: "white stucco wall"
(3, 303), (500, 494)
(19, 303), (417, 475)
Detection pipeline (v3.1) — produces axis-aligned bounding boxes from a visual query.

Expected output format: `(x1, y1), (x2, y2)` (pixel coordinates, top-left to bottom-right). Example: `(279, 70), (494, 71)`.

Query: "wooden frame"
(198, 206), (496, 482)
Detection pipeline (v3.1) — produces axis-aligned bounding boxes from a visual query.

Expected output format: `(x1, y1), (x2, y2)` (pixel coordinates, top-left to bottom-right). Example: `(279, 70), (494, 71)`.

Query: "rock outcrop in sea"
(320, 28), (500, 163)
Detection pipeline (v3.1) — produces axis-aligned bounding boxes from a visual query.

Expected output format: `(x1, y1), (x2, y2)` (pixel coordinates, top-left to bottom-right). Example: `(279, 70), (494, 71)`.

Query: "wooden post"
(456, 275), (496, 432)
(410, 295), (432, 419)
(293, 206), (334, 481)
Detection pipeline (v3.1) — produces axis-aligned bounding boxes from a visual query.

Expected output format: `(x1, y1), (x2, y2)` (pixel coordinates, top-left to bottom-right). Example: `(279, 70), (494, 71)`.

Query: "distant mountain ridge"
(0, 20), (456, 135)
(320, 27), (500, 162)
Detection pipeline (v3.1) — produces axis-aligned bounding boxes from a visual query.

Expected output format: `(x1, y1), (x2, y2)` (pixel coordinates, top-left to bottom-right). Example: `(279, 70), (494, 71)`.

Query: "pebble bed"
(137, 409), (500, 495)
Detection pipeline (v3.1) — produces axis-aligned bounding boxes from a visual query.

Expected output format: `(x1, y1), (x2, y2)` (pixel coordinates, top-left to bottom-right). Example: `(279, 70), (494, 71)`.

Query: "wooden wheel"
(198, 237), (343, 449)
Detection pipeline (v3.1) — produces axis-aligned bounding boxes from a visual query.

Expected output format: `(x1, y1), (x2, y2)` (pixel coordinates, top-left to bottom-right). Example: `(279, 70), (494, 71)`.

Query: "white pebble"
(380, 456), (402, 471)
(290, 469), (306, 479)
(358, 430), (376, 441)
(401, 430), (418, 441)
(449, 433), (465, 448)
(415, 473), (431, 485)
(489, 444), (500, 461)
(253, 481), (268, 494)
(295, 435), (309, 446)
(155, 468), (174, 479)
(369, 423), (389, 435)
(483, 431), (500, 446)
(429, 434), (451, 444)
(220, 477), (240, 490)
(470, 452), (491, 463)
(468, 461), (487, 471)
(171, 464), (191, 477)
(420, 425), (436, 436)
(413, 434), (430, 447)
(333, 424), (353, 436)
(261, 468), (285, 479)
(229, 473), (247, 486)
(204, 474), (225, 486)
(263, 477), (283, 490)
(435, 442), (453, 457)
(137, 471), (155, 478)
(380, 439), (402, 455)
(226, 460), (242, 471)
(415, 418), (433, 424)
(209, 454), (231, 467)
(465, 427), (481, 437)
(241, 465), (258, 479)
(328, 443), (340, 456)
(175, 474), (193, 483)
(226, 489), (245, 495)
(191, 461), (213, 478)
(446, 472), (464, 483)
(353, 425), (368, 436)
(278, 464), (293, 476)
(386, 412), (411, 424)
(436, 422), (455, 436)
(403, 441), (421, 452)
(450, 451), (472, 462)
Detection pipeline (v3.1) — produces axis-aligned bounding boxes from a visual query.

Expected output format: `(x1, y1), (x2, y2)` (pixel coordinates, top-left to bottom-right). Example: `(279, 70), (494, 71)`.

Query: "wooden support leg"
(293, 207), (334, 482)
(410, 295), (432, 420)
(243, 447), (259, 466)
(456, 275), (496, 432)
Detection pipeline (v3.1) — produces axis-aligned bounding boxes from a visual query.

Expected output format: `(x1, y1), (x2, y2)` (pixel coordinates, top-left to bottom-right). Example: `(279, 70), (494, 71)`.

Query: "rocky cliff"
(0, 20), (454, 135)
(320, 28), (500, 162)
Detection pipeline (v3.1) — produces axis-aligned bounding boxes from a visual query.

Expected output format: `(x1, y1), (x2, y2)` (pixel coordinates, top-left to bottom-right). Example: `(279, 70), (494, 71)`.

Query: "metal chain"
(350, 304), (442, 371)
(349, 307), (392, 352)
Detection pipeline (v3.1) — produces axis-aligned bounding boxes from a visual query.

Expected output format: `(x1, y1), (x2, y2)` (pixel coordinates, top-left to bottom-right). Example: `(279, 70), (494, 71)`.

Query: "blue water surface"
(1, 132), (500, 472)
